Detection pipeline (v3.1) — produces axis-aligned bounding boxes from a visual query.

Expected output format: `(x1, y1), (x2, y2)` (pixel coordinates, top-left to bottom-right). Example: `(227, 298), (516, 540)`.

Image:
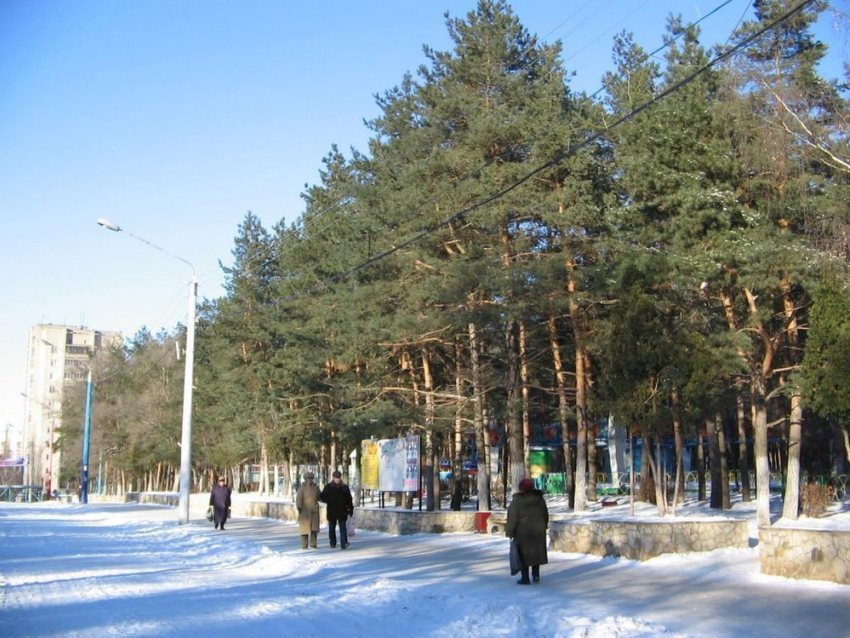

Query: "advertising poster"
(378, 438), (405, 492)
(404, 435), (420, 492)
(360, 440), (380, 490)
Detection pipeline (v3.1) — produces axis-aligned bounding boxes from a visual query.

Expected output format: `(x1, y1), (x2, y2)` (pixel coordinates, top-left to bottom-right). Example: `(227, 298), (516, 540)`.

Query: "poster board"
(360, 440), (380, 490)
(403, 435), (420, 492)
(363, 435), (420, 492)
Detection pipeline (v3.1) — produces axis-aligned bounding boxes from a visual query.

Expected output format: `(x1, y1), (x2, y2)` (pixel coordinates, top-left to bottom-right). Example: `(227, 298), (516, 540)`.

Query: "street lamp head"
(96, 218), (121, 232)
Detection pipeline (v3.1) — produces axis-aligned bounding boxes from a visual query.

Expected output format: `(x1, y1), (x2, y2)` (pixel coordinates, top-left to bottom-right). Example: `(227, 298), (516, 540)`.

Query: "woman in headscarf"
(209, 475), (232, 530)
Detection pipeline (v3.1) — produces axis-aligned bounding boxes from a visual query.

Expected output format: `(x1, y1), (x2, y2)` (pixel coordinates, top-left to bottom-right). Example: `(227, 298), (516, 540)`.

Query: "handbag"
(205, 506), (214, 522)
(509, 540), (523, 575)
(346, 517), (355, 537)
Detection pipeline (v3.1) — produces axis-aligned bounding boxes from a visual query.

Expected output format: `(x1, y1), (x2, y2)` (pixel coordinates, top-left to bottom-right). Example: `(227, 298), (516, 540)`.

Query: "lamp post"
(80, 369), (93, 504)
(97, 218), (197, 525)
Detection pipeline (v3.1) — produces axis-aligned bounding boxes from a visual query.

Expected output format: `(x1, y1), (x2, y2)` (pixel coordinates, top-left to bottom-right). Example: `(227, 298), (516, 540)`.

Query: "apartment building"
(23, 324), (121, 495)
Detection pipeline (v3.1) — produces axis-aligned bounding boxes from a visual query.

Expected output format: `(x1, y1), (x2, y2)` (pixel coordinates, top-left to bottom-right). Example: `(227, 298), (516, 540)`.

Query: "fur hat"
(518, 478), (534, 493)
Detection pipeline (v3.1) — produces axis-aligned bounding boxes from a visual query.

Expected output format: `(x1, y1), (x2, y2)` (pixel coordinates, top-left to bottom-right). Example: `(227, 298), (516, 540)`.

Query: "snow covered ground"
(1, 496), (849, 638)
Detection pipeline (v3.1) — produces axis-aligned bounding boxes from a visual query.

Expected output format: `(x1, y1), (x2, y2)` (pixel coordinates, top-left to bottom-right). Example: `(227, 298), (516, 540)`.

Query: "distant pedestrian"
(319, 470), (354, 549)
(209, 475), (232, 531)
(296, 471), (321, 549)
(506, 477), (548, 584)
(450, 479), (463, 511)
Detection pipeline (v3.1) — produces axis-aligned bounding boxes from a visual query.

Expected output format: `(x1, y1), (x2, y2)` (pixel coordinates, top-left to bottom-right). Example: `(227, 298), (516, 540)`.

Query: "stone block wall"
(193, 493), (476, 534)
(351, 506), (478, 534)
(759, 527), (850, 585)
(549, 518), (750, 561)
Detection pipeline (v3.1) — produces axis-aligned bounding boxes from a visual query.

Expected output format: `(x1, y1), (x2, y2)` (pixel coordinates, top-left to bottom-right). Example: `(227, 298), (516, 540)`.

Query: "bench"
(489, 515), (507, 535)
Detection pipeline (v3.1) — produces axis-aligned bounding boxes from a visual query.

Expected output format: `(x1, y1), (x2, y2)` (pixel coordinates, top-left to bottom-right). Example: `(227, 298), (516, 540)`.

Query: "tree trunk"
(783, 391), (803, 520)
(736, 388), (751, 502)
(671, 390), (685, 506)
(716, 413), (730, 509)
(505, 319), (524, 492)
(574, 351), (589, 512)
(567, 262), (589, 511)
(519, 320), (531, 473)
(260, 443), (269, 495)
(640, 434), (652, 503)
(721, 289), (752, 503)
(454, 339), (464, 485)
(645, 437), (667, 516)
(781, 279), (803, 520)
(422, 346), (436, 511)
(469, 321), (490, 510)
(744, 286), (776, 528)
(697, 424), (706, 502)
(752, 377), (772, 527)
(843, 429), (850, 466)
(587, 359), (598, 503)
(706, 417), (722, 509)
(547, 310), (574, 509)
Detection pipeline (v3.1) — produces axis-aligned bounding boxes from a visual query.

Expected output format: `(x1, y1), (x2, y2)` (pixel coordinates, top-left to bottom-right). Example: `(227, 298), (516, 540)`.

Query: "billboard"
(362, 435), (420, 492)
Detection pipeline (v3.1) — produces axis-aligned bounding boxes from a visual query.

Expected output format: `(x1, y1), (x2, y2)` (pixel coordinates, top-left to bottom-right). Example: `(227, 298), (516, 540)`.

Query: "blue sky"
(0, 0), (845, 453)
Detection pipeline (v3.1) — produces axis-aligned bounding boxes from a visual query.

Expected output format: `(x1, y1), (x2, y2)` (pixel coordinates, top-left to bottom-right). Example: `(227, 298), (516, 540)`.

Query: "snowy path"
(0, 502), (848, 638)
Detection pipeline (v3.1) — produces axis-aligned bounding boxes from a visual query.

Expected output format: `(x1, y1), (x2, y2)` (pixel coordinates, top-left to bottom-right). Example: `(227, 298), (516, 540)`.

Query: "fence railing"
(0, 485), (44, 502)
(532, 472), (850, 499)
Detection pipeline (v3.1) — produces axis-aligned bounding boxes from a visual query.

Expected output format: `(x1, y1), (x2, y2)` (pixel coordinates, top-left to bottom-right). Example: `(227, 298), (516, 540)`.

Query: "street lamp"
(97, 218), (197, 525)
(80, 369), (93, 504)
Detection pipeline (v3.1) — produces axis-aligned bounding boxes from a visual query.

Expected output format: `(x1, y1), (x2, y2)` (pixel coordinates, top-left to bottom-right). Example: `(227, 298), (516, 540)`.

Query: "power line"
(206, 2), (747, 298)
(271, 0), (817, 306)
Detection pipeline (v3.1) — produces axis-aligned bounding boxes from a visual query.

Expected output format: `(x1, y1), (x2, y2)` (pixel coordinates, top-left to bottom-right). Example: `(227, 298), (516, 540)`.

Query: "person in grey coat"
(506, 477), (549, 584)
(296, 471), (321, 549)
(209, 476), (232, 530)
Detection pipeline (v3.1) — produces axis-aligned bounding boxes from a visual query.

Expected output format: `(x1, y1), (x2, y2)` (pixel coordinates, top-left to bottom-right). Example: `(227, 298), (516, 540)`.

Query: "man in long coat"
(296, 471), (321, 549)
(319, 470), (354, 549)
(506, 477), (549, 584)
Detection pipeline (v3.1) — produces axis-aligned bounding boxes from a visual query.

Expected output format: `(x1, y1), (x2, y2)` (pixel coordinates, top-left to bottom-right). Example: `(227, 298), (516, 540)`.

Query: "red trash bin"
(474, 511), (491, 533)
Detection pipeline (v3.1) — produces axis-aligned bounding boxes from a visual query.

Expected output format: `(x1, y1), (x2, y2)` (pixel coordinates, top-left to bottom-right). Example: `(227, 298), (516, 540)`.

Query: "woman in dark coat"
(506, 477), (549, 584)
(209, 476), (232, 530)
(450, 479), (463, 511)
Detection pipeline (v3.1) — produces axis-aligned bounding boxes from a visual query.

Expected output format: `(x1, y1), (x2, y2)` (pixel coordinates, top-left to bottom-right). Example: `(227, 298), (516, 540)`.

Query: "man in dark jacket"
(506, 477), (549, 584)
(319, 470), (354, 549)
(209, 476), (232, 530)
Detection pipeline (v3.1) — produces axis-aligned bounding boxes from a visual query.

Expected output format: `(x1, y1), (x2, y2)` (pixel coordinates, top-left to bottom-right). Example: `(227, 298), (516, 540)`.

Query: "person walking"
(319, 470), (354, 549)
(296, 471), (321, 549)
(506, 477), (549, 584)
(209, 475), (232, 531)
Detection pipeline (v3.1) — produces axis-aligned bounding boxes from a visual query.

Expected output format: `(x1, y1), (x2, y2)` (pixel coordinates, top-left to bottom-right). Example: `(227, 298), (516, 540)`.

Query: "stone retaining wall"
(232, 497), (479, 534)
(347, 505), (479, 534)
(759, 527), (850, 585)
(93, 492), (849, 582)
(104, 492), (481, 534)
(549, 518), (750, 561)
(98, 493), (751, 562)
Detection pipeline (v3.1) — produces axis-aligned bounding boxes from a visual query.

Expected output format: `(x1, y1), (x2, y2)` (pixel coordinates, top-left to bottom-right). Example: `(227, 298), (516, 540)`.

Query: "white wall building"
(23, 324), (121, 495)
